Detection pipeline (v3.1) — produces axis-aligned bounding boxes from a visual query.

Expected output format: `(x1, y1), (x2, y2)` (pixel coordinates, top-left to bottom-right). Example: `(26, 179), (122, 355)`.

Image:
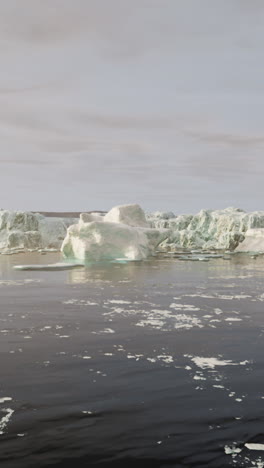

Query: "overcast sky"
(1, 0), (264, 213)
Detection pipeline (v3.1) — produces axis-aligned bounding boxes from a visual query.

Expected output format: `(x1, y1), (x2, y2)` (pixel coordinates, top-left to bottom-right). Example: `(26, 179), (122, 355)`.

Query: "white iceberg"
(61, 204), (167, 261)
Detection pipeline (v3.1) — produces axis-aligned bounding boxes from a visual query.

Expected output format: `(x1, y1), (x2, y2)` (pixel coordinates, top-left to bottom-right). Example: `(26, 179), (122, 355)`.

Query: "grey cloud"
(0, 159), (56, 166)
(0, 0), (135, 45)
(185, 130), (264, 148)
(186, 152), (264, 182)
(0, 0), (264, 212)
(74, 113), (173, 130)
(0, 84), (53, 95)
(2, 0), (263, 58)
(0, 1), (89, 44)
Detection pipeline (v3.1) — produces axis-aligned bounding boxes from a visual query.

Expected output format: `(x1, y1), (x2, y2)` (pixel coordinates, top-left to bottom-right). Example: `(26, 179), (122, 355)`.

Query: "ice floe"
(13, 262), (84, 271)
(225, 445), (242, 455)
(91, 328), (115, 335)
(0, 408), (14, 435)
(0, 397), (12, 404)
(245, 444), (264, 451)
(188, 356), (247, 370)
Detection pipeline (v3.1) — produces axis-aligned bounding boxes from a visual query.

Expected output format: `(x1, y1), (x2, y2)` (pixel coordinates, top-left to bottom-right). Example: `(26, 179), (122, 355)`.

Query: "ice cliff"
(2, 205), (264, 257)
(147, 207), (264, 251)
(61, 204), (167, 261)
(0, 210), (77, 253)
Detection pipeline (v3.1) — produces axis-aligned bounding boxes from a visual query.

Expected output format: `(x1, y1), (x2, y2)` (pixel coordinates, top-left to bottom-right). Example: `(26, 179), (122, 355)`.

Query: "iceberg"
(61, 204), (167, 261)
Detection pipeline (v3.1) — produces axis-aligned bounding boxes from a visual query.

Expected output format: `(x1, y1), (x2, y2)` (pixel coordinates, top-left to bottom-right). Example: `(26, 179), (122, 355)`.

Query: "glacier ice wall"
(2, 205), (264, 256)
(0, 210), (78, 253)
(147, 207), (264, 250)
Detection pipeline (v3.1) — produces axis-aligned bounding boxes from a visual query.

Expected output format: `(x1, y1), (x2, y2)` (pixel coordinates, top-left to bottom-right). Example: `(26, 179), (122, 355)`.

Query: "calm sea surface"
(0, 252), (264, 467)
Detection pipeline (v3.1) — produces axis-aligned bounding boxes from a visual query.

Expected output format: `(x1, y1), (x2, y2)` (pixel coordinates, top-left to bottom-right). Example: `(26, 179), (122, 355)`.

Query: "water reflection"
(67, 258), (168, 284)
(1, 251), (264, 286)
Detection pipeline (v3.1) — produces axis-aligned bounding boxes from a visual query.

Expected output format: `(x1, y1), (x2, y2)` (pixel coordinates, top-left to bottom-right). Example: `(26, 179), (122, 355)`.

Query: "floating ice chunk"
(13, 262), (84, 271)
(136, 319), (165, 329)
(214, 308), (223, 315)
(245, 443), (264, 451)
(174, 314), (202, 329)
(92, 328), (115, 334)
(170, 303), (200, 311)
(225, 317), (242, 322)
(224, 445), (242, 454)
(189, 356), (238, 369)
(0, 397), (12, 403)
(0, 408), (14, 435)
(178, 255), (210, 262)
(157, 355), (174, 363)
(178, 256), (201, 262)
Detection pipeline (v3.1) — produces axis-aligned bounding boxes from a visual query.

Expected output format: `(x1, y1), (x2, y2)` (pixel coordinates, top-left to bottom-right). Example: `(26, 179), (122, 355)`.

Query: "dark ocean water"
(0, 252), (264, 467)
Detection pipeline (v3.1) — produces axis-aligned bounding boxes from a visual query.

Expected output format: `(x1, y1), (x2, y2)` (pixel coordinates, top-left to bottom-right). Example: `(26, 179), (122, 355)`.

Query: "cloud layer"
(0, 0), (264, 212)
